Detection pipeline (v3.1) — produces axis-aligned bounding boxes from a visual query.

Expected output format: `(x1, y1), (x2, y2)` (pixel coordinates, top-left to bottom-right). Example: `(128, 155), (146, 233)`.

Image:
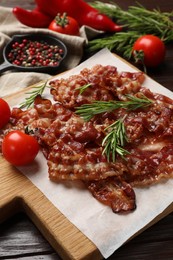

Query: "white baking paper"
(17, 49), (173, 259)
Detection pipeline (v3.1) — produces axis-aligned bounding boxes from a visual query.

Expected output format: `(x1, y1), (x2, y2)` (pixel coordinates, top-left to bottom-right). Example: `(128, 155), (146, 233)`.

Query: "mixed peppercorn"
(8, 38), (65, 67)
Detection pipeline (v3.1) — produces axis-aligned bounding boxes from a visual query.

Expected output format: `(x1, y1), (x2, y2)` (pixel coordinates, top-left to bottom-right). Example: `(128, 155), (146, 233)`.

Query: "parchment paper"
(16, 49), (173, 258)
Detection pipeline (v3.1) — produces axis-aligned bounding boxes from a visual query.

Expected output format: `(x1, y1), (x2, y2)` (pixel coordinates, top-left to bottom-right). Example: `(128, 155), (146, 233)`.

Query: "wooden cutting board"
(0, 84), (102, 260)
(1, 68), (173, 260)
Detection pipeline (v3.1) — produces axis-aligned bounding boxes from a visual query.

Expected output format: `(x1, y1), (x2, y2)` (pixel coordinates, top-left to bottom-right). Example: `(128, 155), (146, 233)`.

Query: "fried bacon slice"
(86, 176), (136, 213)
(1, 64), (173, 214)
(32, 99), (127, 181)
(124, 144), (173, 186)
(47, 138), (128, 181)
(49, 64), (144, 109)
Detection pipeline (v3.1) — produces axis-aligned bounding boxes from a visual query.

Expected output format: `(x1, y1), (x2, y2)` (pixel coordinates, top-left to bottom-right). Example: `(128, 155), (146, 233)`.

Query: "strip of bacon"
(47, 138), (128, 181)
(124, 144), (173, 187)
(49, 64), (144, 109)
(86, 176), (136, 213)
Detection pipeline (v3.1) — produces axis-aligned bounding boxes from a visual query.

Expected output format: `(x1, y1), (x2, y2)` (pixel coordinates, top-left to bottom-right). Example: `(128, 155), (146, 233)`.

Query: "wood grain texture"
(0, 156), (102, 260)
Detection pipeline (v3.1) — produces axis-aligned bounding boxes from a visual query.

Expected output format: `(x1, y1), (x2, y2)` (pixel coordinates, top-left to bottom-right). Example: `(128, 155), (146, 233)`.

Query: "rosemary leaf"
(90, 1), (122, 18)
(102, 117), (130, 162)
(125, 4), (173, 42)
(19, 81), (48, 109)
(125, 94), (153, 110)
(89, 2), (173, 57)
(75, 94), (153, 121)
(87, 31), (140, 60)
(91, 2), (173, 42)
(76, 83), (92, 95)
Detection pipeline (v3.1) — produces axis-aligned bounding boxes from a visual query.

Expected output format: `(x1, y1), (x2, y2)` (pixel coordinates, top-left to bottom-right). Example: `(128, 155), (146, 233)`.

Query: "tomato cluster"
(0, 98), (39, 166)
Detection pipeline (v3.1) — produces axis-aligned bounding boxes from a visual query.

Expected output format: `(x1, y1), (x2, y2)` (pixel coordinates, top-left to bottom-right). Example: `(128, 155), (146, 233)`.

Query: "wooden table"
(0, 1), (173, 259)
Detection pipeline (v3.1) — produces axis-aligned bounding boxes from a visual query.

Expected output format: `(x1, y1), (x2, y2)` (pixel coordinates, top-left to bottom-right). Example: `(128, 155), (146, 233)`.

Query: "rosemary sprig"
(87, 31), (140, 60)
(75, 94), (153, 121)
(88, 2), (173, 56)
(91, 2), (173, 41)
(90, 1), (119, 18)
(102, 116), (130, 162)
(120, 4), (173, 42)
(76, 83), (92, 95)
(124, 94), (153, 110)
(19, 81), (48, 109)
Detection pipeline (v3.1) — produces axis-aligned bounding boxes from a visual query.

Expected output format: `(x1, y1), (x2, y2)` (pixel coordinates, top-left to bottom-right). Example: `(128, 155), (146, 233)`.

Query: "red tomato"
(48, 13), (79, 36)
(0, 98), (11, 128)
(2, 130), (39, 166)
(132, 35), (166, 67)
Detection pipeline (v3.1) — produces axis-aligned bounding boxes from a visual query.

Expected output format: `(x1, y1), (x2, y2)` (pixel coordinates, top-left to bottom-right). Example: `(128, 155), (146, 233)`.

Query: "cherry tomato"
(132, 35), (166, 67)
(2, 130), (39, 166)
(48, 13), (79, 36)
(0, 98), (11, 128)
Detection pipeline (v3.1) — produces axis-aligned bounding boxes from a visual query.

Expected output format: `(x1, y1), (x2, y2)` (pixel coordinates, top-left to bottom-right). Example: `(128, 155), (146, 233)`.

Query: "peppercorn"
(7, 38), (65, 67)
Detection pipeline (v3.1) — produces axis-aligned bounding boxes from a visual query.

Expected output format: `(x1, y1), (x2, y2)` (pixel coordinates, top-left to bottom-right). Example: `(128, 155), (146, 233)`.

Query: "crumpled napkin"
(0, 6), (101, 97)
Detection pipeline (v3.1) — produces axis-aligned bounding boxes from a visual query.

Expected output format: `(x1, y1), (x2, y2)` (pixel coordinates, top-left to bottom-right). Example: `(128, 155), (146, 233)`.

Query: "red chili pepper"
(13, 0), (122, 32)
(12, 7), (52, 28)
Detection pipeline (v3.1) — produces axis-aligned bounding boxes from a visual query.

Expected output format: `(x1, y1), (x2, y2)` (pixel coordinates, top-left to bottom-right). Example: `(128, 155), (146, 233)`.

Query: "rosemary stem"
(89, 1), (173, 56)
(19, 81), (48, 109)
(75, 94), (153, 121)
(102, 116), (129, 162)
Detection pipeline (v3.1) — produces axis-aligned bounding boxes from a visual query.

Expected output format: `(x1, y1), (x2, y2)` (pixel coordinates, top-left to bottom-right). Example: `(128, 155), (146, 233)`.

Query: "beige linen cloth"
(0, 6), (101, 97)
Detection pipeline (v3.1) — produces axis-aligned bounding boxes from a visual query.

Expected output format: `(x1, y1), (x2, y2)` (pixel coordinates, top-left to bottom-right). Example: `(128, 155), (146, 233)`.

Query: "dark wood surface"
(0, 1), (173, 259)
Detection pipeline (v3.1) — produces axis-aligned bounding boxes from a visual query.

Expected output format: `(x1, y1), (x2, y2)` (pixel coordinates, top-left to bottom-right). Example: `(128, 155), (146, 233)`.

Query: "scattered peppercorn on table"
(0, 0), (173, 260)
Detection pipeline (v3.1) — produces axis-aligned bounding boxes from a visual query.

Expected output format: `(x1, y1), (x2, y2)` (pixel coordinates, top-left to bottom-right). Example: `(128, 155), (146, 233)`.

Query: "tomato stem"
(55, 13), (69, 27)
(133, 50), (147, 74)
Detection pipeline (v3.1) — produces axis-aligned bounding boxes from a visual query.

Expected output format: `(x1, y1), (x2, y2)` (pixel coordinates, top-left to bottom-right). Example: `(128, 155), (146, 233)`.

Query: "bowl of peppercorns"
(0, 33), (67, 74)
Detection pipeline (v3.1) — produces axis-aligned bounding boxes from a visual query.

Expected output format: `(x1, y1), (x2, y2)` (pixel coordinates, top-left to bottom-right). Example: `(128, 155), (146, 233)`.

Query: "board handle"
(0, 158), (101, 260)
